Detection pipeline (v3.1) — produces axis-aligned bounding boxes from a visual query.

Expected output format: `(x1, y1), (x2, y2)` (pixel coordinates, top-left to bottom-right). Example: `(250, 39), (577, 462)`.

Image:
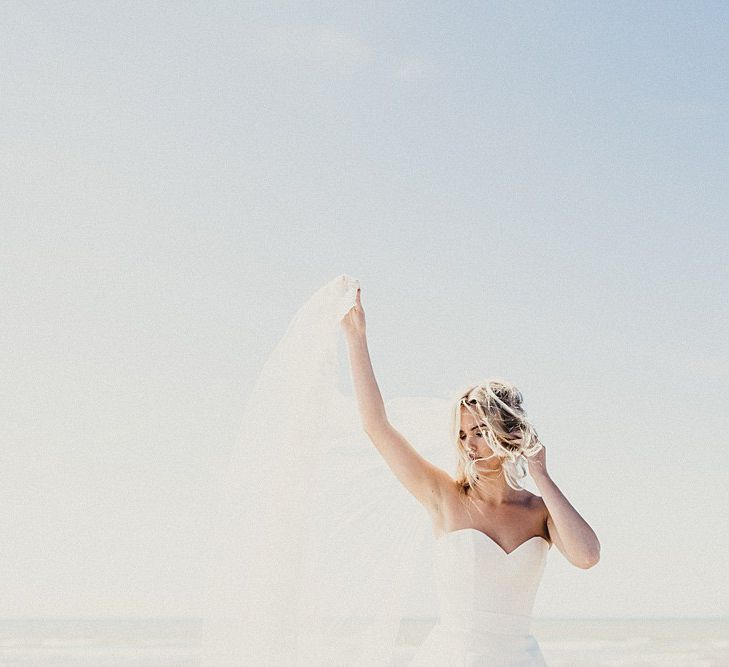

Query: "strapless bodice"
(433, 528), (550, 637)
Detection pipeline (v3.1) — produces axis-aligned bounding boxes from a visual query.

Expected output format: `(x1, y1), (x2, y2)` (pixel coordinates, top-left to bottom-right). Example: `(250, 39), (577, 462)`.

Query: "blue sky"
(1, 1), (727, 618)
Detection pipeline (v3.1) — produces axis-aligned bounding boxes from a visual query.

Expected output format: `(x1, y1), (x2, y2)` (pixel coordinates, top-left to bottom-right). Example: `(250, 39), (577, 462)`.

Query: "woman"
(341, 285), (601, 666)
(200, 274), (599, 666)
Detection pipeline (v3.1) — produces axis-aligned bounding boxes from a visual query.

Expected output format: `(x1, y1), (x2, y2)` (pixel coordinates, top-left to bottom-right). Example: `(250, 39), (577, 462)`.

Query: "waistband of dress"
(437, 609), (532, 636)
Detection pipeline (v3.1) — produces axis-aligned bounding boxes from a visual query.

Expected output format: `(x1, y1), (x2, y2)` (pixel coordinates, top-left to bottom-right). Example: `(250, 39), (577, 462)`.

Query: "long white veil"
(199, 274), (456, 665)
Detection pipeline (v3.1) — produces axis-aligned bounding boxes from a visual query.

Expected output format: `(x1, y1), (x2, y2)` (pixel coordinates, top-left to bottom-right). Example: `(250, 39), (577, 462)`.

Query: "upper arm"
(365, 421), (453, 515)
(545, 509), (564, 552)
(546, 506), (574, 564)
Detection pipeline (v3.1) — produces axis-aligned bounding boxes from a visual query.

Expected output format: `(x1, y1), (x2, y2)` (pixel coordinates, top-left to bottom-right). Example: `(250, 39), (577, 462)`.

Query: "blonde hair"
(450, 377), (543, 501)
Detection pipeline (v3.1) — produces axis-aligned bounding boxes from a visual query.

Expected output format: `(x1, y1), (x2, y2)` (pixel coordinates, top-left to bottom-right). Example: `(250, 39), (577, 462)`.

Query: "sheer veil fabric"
(199, 274), (458, 665)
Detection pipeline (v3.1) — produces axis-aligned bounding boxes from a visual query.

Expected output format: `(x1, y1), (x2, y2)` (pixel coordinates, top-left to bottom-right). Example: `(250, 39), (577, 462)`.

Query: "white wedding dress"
(199, 274), (551, 666)
(408, 528), (549, 666)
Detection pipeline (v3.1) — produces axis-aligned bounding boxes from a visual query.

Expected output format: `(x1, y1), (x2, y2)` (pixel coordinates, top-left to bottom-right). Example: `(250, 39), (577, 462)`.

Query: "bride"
(199, 274), (600, 666)
(341, 284), (601, 665)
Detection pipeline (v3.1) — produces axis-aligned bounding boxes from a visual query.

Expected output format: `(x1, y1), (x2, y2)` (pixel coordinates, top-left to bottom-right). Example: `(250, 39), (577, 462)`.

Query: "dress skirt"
(407, 621), (547, 666)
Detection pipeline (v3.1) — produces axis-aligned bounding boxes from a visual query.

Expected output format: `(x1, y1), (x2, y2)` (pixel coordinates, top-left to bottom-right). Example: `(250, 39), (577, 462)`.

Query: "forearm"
(345, 332), (388, 433)
(533, 471), (601, 567)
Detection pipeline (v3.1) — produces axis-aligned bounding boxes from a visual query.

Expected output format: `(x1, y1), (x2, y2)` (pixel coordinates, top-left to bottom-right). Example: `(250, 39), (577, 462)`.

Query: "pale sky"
(1, 2), (727, 619)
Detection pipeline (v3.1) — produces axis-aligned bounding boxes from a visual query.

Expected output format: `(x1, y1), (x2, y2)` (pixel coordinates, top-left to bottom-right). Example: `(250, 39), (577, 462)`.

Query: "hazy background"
(2, 1), (727, 620)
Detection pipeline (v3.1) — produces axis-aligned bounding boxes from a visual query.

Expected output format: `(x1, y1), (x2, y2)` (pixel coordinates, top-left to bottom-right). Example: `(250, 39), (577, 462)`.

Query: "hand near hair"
(341, 287), (366, 340)
(525, 442), (549, 479)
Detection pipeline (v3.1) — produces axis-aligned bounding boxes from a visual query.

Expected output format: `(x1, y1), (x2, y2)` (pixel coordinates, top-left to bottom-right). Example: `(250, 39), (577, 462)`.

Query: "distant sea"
(0, 617), (726, 666)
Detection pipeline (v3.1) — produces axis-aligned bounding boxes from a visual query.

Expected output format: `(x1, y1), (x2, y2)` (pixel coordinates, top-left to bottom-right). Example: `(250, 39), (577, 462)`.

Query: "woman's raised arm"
(341, 288), (388, 431)
(341, 288), (452, 516)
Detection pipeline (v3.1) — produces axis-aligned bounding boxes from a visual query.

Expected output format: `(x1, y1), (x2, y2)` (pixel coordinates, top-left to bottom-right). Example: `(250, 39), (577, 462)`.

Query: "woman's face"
(459, 405), (500, 469)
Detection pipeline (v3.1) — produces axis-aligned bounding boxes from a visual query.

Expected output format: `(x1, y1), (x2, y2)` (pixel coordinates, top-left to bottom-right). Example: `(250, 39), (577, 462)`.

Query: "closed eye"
(459, 432), (484, 439)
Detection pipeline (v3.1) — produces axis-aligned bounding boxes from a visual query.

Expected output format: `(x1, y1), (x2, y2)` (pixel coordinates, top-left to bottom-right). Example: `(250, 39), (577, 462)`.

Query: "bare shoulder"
(431, 483), (547, 538)
(529, 493), (548, 518)
(530, 493), (552, 539)
(427, 476), (466, 524)
(439, 476), (469, 504)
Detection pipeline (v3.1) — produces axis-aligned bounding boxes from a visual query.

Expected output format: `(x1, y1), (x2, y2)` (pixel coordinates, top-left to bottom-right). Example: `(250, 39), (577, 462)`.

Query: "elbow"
(577, 547), (601, 570)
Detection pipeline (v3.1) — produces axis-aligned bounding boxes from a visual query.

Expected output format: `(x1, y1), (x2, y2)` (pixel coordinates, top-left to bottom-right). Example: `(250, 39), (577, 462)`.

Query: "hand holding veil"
(199, 274), (458, 665)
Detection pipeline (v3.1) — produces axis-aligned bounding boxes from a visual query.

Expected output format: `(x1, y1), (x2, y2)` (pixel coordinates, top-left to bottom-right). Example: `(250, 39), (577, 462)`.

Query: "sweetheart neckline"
(436, 527), (550, 556)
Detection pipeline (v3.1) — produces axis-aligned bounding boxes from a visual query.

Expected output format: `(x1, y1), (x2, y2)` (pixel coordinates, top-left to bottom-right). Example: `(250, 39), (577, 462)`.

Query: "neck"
(467, 467), (523, 505)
